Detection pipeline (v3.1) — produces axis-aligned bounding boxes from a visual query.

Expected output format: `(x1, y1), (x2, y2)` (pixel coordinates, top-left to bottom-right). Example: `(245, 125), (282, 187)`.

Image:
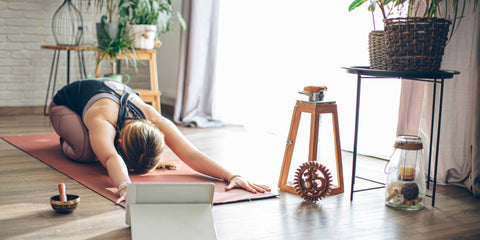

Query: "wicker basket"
(384, 17), (451, 72)
(368, 31), (387, 70)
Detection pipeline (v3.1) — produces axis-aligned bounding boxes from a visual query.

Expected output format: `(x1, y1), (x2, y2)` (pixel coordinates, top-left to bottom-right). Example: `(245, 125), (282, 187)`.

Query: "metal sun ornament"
(294, 161), (332, 202)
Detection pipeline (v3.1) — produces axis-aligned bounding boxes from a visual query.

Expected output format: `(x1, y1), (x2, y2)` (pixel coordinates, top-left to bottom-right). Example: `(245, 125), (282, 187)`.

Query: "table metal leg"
(350, 74), (362, 201)
(77, 50), (87, 79)
(427, 80), (437, 190)
(51, 50), (61, 99)
(43, 49), (60, 116)
(67, 50), (71, 84)
(432, 78), (444, 207)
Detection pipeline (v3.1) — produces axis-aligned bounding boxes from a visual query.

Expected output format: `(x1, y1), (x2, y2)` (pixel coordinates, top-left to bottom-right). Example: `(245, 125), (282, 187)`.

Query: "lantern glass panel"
(286, 112), (340, 189)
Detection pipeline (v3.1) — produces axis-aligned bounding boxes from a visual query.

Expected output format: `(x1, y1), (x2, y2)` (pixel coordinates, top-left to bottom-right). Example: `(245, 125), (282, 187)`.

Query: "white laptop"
(125, 182), (217, 240)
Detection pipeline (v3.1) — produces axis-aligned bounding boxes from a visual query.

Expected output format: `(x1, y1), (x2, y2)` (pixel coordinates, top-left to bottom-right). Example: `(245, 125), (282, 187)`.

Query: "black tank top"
(52, 79), (146, 130)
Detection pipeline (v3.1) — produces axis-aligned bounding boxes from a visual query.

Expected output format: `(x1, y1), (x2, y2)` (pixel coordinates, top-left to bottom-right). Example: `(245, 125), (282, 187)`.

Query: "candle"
(399, 167), (415, 181)
(58, 183), (67, 202)
(398, 167), (415, 181)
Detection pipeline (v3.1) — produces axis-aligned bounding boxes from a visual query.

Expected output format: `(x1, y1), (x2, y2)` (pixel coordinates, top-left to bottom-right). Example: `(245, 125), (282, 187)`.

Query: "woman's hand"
(225, 176), (271, 194)
(115, 188), (127, 205)
(115, 186), (127, 205)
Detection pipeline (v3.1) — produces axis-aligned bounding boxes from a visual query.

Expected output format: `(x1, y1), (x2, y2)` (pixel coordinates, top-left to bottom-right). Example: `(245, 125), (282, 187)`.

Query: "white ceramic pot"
(131, 24), (157, 50)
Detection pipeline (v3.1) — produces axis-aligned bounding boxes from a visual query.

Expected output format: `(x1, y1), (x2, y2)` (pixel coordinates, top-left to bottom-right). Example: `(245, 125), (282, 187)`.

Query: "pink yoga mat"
(2, 134), (277, 205)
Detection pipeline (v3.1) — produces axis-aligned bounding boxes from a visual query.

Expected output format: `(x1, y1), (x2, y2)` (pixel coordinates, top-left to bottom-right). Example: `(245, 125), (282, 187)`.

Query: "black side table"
(344, 66), (460, 207)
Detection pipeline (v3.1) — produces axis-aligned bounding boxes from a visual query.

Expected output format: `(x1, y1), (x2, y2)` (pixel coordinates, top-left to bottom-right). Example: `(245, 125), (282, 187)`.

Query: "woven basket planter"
(368, 31), (387, 70)
(384, 17), (451, 72)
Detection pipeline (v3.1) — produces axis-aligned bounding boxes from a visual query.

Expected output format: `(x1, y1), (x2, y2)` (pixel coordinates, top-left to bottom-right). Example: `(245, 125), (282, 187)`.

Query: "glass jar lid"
(394, 135), (423, 150)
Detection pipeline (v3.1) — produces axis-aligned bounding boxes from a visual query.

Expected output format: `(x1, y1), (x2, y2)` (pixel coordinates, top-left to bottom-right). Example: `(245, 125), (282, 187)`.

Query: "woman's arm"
(141, 104), (270, 193)
(152, 114), (229, 180)
(84, 109), (131, 203)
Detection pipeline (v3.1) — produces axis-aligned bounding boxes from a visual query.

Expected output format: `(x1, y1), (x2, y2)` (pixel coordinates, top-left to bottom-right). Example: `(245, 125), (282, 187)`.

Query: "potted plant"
(118, 0), (186, 49)
(349, 0), (407, 70)
(385, 0), (478, 72)
(96, 17), (137, 83)
(349, 0), (478, 72)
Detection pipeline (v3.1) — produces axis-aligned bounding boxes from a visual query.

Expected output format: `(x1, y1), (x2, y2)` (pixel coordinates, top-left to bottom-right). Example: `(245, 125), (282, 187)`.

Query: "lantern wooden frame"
(278, 100), (344, 196)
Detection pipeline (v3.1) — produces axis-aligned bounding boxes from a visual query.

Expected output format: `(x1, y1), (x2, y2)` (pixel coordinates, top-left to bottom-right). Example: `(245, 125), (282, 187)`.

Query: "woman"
(49, 79), (270, 204)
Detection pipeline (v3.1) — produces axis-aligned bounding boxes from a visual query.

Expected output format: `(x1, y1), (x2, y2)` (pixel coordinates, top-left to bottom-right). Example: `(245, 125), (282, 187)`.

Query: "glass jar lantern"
(385, 135), (426, 210)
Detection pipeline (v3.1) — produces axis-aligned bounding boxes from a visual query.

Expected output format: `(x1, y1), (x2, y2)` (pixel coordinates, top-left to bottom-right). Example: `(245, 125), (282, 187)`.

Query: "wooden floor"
(1, 114), (480, 240)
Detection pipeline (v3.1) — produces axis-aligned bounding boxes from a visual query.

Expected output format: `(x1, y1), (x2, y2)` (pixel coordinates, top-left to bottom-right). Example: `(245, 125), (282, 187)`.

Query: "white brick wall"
(0, 0), (150, 107)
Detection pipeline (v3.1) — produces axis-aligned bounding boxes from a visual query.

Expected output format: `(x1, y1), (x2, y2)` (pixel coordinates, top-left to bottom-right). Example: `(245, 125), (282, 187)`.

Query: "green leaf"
(368, 2), (376, 11)
(348, 0), (368, 11)
(176, 11), (186, 31)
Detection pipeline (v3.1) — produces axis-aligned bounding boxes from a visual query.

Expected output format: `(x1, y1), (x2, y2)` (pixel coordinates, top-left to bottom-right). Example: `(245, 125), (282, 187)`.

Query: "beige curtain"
(397, 5), (480, 196)
(174, 0), (223, 128)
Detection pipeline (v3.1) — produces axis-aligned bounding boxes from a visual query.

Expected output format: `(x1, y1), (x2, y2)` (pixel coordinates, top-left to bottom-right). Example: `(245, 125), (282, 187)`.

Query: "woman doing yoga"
(49, 79), (270, 203)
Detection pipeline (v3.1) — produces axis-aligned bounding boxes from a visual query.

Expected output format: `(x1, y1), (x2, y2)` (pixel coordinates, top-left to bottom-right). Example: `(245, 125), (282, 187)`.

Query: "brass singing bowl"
(50, 194), (80, 214)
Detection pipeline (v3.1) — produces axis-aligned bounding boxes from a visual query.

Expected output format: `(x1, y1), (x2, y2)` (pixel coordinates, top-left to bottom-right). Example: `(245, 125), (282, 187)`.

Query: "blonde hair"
(117, 119), (165, 174)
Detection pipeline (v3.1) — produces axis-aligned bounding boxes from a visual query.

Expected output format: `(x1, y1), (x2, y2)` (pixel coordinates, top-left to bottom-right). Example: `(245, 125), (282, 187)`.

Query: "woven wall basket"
(384, 17), (451, 72)
(369, 31), (387, 70)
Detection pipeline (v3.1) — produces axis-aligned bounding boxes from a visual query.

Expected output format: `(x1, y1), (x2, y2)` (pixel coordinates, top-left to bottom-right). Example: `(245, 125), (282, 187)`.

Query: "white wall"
(155, 0), (183, 106)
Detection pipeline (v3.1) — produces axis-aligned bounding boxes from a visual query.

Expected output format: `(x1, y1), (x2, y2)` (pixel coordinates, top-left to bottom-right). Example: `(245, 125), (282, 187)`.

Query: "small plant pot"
(368, 31), (387, 70)
(50, 194), (80, 214)
(132, 24), (157, 49)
